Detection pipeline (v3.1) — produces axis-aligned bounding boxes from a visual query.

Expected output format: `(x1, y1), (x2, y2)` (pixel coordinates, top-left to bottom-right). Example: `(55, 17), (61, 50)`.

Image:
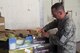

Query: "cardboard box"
(0, 32), (8, 41)
(0, 25), (5, 31)
(0, 17), (5, 23)
(10, 29), (37, 36)
(5, 29), (41, 37)
(5, 30), (30, 37)
(0, 17), (5, 31)
(14, 30), (28, 36)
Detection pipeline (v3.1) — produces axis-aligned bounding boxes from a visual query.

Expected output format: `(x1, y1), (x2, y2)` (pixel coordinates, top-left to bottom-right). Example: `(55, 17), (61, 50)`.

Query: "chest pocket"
(58, 21), (65, 31)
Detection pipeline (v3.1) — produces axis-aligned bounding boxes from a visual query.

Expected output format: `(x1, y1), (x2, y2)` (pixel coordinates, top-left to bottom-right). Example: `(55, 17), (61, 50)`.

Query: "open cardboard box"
(5, 29), (40, 37)
(0, 28), (42, 41)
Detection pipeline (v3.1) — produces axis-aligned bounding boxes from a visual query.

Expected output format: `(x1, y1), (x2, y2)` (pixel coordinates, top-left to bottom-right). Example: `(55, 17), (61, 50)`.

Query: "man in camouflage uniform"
(41, 3), (76, 53)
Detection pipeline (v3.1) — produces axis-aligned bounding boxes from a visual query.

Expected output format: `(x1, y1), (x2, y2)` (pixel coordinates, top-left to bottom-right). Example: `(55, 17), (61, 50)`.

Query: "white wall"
(43, 0), (52, 25)
(0, 0), (41, 29)
(64, 0), (80, 41)
(43, 0), (60, 25)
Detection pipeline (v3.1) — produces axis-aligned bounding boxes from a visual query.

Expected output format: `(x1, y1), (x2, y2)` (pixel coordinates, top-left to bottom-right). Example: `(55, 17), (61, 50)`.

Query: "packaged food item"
(33, 37), (46, 44)
(34, 47), (49, 53)
(9, 38), (16, 50)
(24, 35), (33, 44)
(16, 37), (24, 46)
(25, 47), (33, 53)
(33, 43), (50, 53)
(8, 33), (16, 38)
(18, 33), (24, 38)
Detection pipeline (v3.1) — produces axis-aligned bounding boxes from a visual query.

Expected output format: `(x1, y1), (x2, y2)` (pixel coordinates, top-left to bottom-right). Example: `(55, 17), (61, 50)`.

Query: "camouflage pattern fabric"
(43, 15), (76, 53)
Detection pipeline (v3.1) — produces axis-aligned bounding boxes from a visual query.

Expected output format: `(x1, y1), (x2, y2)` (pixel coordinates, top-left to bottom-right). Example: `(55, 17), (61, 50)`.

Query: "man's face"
(51, 8), (63, 20)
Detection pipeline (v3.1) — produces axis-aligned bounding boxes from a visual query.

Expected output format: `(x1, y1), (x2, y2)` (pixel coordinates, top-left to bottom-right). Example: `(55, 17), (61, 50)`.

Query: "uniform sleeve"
(43, 20), (58, 32)
(52, 19), (75, 46)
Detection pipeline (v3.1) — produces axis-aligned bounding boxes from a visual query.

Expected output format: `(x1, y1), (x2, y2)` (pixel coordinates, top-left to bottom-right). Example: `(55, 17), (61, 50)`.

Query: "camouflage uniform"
(43, 15), (76, 53)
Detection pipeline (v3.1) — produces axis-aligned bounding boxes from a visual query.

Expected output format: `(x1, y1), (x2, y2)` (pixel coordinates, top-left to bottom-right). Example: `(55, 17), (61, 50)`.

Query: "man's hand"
(37, 28), (49, 38)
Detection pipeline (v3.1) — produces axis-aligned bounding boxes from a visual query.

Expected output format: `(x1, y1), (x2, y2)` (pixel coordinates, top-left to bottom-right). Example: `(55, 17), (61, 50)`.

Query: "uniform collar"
(57, 15), (69, 22)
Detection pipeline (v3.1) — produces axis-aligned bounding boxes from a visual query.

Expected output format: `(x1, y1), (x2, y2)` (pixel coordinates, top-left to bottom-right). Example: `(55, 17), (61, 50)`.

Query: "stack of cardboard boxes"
(0, 14), (7, 41)
(0, 12), (5, 31)
(0, 17), (5, 31)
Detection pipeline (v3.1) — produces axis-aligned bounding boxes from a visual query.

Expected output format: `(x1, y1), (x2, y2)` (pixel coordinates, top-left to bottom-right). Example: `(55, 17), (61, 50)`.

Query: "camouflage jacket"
(43, 15), (76, 53)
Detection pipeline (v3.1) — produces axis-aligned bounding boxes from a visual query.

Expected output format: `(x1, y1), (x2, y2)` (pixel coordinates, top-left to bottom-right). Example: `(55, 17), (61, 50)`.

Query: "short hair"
(51, 2), (64, 11)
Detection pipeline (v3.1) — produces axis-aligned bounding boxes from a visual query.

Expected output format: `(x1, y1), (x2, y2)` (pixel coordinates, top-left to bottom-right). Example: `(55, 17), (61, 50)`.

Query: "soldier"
(41, 2), (76, 53)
